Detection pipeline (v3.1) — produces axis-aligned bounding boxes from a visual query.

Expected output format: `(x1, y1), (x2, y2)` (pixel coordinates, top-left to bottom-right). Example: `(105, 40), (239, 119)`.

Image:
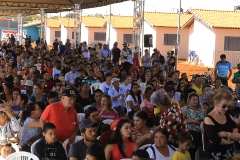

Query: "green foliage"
(25, 15), (41, 21)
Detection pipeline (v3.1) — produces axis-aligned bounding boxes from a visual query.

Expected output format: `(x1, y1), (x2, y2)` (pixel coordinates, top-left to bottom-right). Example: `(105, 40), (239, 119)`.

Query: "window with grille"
(55, 31), (61, 38)
(224, 36), (240, 51)
(123, 34), (133, 43)
(94, 32), (106, 41)
(164, 34), (177, 45)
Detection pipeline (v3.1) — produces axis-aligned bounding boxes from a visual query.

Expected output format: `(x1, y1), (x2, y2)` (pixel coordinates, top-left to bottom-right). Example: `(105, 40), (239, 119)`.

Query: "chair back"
(5, 151), (39, 160)
(90, 83), (101, 94)
(102, 119), (114, 125)
(63, 136), (83, 154)
(77, 113), (85, 122)
(83, 105), (91, 112)
(31, 139), (40, 153)
(139, 144), (152, 150)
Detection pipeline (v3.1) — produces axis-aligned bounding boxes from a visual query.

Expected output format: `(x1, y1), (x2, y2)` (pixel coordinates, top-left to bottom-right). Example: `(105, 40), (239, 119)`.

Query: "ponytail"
(20, 103), (36, 125)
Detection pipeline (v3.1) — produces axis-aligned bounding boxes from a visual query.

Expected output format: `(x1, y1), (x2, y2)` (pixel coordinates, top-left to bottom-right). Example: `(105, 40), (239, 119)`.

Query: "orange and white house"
(143, 12), (192, 59)
(183, 9), (240, 67)
(59, 16), (106, 45)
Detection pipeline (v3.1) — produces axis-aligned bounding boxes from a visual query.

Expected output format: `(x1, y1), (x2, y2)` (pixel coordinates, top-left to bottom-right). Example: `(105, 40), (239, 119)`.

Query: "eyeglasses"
(0, 111), (6, 115)
(222, 104), (232, 109)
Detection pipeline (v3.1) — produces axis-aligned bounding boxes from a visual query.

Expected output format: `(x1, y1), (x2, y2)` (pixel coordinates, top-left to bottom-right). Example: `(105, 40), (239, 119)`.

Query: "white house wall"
(46, 27), (50, 45)
(188, 18), (216, 66)
(61, 24), (67, 43)
(142, 21), (156, 55)
(81, 23), (89, 44)
(106, 22), (117, 46)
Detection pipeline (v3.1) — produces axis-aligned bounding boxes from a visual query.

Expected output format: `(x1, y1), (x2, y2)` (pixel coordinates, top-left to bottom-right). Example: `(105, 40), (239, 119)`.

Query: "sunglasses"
(0, 111), (6, 115)
(222, 104), (232, 109)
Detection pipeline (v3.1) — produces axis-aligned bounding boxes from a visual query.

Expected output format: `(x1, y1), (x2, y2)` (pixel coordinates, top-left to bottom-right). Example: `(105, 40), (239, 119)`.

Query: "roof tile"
(104, 15), (133, 28)
(144, 12), (193, 27)
(59, 16), (106, 28)
(189, 9), (240, 28)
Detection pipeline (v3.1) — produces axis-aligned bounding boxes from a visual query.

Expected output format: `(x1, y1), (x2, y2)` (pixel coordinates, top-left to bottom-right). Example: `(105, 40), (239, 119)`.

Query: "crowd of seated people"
(0, 38), (240, 160)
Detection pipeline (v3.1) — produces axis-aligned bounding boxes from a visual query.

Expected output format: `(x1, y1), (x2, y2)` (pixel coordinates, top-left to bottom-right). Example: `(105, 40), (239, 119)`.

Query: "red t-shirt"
(40, 102), (79, 142)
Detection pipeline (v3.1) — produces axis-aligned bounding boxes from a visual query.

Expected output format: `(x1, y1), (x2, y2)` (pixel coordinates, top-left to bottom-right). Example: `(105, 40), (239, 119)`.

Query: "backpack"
(146, 145), (176, 159)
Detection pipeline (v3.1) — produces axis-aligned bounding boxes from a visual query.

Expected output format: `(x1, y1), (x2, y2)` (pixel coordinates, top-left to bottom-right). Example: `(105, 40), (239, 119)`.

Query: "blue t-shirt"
(216, 61), (232, 77)
(29, 95), (47, 103)
(11, 105), (24, 120)
(60, 45), (66, 53)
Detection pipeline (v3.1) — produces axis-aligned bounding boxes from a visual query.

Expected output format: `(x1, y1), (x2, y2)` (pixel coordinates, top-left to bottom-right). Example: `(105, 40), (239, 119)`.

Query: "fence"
(213, 50), (240, 68)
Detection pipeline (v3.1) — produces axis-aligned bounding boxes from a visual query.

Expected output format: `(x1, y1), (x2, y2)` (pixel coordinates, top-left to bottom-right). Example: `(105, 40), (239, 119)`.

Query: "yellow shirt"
(171, 98), (180, 107)
(192, 85), (202, 95)
(171, 151), (191, 160)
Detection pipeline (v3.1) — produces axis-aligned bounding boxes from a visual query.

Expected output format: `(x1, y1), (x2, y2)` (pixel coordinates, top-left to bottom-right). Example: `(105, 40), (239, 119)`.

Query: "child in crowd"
(132, 150), (150, 160)
(0, 143), (12, 159)
(171, 132), (192, 160)
(34, 122), (67, 160)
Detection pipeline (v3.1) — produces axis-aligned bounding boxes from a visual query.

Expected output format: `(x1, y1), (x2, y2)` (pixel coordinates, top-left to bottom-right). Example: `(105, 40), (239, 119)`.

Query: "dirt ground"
(178, 60), (236, 89)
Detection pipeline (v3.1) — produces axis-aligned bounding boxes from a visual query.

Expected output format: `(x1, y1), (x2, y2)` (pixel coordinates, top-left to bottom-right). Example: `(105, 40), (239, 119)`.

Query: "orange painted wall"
(116, 28), (133, 45)
(87, 27), (107, 45)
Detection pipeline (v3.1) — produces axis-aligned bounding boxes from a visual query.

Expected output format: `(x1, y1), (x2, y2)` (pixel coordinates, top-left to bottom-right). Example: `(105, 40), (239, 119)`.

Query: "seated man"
(68, 119), (105, 160)
(34, 123), (67, 160)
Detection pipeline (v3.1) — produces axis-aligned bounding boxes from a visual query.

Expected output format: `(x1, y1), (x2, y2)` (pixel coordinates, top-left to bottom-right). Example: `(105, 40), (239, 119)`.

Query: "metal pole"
(141, 0), (145, 58)
(67, 10), (70, 39)
(175, 0), (181, 70)
(108, 4), (111, 45)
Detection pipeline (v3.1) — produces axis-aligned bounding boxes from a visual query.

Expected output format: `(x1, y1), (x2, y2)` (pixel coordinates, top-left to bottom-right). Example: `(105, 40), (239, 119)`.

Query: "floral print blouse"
(21, 117), (41, 146)
(181, 106), (206, 132)
(159, 104), (189, 147)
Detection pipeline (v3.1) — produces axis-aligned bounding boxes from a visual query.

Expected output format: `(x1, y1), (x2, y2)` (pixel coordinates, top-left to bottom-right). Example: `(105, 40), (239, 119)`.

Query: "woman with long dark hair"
(126, 83), (143, 112)
(105, 119), (138, 160)
(131, 110), (154, 147)
(20, 103), (42, 152)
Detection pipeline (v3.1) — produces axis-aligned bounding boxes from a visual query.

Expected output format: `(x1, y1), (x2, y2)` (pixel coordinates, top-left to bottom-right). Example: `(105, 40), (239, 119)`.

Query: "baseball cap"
(110, 118), (122, 131)
(62, 89), (76, 97)
(122, 42), (127, 46)
(80, 119), (96, 132)
(111, 78), (120, 84)
(24, 80), (33, 87)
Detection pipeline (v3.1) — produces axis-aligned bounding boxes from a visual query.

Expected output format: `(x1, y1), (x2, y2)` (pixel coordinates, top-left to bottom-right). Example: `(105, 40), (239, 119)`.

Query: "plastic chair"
(63, 136), (83, 154)
(90, 83), (101, 94)
(102, 119), (114, 125)
(5, 151), (39, 160)
(139, 144), (152, 150)
(31, 139), (40, 153)
(11, 143), (19, 153)
(83, 105), (91, 112)
(77, 113), (85, 122)
(140, 83), (146, 92)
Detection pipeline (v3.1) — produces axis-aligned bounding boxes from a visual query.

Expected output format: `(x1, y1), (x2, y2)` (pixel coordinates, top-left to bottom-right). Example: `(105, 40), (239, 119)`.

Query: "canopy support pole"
(73, 4), (81, 49)
(132, 0), (144, 59)
(40, 9), (46, 43)
(17, 14), (23, 45)
(67, 10), (70, 39)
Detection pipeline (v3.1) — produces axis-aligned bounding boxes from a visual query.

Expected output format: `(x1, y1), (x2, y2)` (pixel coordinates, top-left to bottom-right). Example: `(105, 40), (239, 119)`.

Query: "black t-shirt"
(34, 137), (67, 160)
(53, 42), (59, 50)
(75, 94), (94, 107)
(68, 139), (105, 160)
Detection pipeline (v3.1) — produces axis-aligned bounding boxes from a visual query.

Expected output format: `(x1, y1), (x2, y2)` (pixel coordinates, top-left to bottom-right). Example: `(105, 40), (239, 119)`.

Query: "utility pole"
(175, 0), (181, 70)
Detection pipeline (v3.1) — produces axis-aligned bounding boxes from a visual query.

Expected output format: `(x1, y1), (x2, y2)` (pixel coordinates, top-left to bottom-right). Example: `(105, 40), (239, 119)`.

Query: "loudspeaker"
(144, 34), (153, 47)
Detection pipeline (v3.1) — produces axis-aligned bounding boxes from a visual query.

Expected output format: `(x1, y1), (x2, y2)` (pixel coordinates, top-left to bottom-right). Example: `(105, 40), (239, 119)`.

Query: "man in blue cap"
(68, 119), (105, 160)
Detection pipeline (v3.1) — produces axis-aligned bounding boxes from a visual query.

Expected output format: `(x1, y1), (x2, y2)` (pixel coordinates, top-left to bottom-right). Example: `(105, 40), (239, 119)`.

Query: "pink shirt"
(98, 108), (119, 121)
(140, 99), (154, 115)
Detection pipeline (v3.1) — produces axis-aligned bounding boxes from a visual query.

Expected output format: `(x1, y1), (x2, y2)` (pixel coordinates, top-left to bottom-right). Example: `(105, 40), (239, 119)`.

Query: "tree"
(25, 15), (41, 21)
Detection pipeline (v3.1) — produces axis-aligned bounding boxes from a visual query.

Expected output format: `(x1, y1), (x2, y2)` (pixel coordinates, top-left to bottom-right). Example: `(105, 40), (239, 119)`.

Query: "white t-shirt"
(146, 144), (175, 160)
(126, 94), (143, 112)
(142, 55), (151, 67)
(120, 50), (129, 63)
(119, 83), (131, 95)
(52, 67), (61, 78)
(100, 82), (111, 94)
(82, 46), (90, 59)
